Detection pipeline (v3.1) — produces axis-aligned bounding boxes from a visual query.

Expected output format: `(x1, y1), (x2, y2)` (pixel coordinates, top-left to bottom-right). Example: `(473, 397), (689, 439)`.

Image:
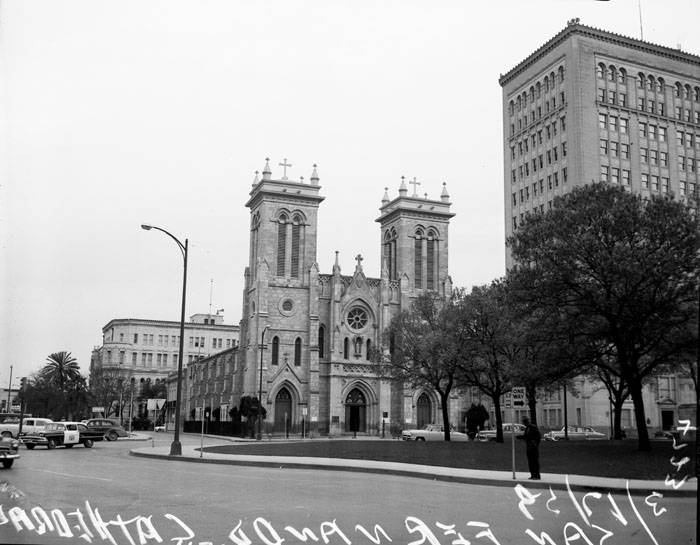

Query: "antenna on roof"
(208, 278), (213, 319)
(638, 0), (644, 41)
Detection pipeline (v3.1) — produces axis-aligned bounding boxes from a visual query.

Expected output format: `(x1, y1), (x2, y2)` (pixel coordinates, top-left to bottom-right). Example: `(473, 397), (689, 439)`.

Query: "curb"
(128, 448), (696, 497)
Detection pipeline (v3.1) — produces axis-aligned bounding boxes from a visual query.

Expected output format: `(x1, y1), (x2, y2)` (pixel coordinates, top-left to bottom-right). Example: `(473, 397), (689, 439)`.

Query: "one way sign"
(512, 387), (526, 407)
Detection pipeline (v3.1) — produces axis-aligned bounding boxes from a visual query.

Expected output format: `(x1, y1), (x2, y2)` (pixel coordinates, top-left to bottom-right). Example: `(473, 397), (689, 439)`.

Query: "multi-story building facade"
(501, 18), (699, 257)
(90, 312), (239, 394)
(498, 20), (699, 434)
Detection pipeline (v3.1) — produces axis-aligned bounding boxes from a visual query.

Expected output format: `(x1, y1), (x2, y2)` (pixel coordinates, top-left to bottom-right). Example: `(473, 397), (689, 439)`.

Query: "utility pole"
(6, 365), (12, 411)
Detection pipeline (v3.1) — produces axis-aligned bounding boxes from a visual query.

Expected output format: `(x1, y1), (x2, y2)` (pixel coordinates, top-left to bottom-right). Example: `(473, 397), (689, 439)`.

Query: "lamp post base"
(169, 441), (182, 456)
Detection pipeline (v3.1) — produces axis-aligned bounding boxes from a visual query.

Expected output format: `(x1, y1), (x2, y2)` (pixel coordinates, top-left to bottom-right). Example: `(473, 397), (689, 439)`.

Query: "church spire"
(398, 176), (408, 197)
(310, 164), (319, 186)
(441, 182), (450, 202)
(252, 170), (260, 186)
(262, 157), (272, 181)
(381, 187), (390, 205)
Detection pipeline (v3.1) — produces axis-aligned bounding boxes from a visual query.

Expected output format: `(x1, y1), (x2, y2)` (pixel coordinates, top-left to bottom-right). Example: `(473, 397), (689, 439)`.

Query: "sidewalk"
(129, 436), (697, 497)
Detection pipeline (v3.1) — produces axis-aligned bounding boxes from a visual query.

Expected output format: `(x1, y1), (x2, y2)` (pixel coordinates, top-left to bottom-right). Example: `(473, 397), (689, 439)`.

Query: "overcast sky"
(1, 0), (699, 383)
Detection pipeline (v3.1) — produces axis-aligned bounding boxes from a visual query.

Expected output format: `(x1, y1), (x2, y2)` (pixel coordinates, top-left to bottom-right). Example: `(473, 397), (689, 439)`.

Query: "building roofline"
(102, 318), (240, 333)
(499, 20), (700, 87)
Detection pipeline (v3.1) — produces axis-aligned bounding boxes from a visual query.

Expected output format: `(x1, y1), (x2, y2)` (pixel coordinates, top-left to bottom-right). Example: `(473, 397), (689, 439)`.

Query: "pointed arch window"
(414, 229), (423, 289)
(426, 233), (435, 290)
(343, 337), (349, 359)
(294, 337), (302, 366)
(318, 325), (325, 358)
(277, 214), (288, 276)
(291, 214), (302, 278)
(271, 336), (279, 366)
(366, 339), (371, 361)
(383, 229), (397, 280)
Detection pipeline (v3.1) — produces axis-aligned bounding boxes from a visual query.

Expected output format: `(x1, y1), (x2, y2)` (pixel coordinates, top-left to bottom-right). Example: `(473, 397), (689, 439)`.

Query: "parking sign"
(512, 387), (526, 407)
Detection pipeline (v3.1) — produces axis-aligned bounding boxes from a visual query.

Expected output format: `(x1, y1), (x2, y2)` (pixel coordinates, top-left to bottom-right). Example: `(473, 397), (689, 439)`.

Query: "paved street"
(0, 433), (694, 544)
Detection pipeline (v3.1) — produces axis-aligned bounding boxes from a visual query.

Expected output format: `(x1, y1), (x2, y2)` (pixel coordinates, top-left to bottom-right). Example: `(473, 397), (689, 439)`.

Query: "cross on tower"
(279, 158), (292, 180)
(355, 254), (363, 268)
(409, 177), (421, 196)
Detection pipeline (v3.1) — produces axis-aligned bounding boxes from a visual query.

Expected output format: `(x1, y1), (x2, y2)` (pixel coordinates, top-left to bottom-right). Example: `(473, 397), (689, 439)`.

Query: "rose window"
(347, 308), (368, 330)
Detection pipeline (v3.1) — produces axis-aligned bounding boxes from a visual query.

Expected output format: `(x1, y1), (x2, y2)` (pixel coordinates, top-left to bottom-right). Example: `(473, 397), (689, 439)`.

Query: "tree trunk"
(628, 376), (651, 451)
(439, 390), (451, 441)
(492, 396), (504, 443)
(526, 384), (538, 426)
(613, 400), (624, 440)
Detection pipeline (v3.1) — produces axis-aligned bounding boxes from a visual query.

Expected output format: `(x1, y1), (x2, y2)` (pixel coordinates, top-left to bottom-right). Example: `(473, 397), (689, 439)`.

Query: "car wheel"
(64, 444), (73, 448)
(107, 431), (118, 442)
(415, 437), (425, 441)
(25, 444), (35, 450)
(47, 439), (56, 450)
(1, 432), (12, 439)
(84, 439), (94, 448)
(2, 460), (13, 469)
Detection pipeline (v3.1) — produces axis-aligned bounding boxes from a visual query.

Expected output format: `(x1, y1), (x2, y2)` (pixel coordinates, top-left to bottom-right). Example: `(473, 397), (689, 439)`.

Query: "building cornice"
(499, 22), (700, 87)
(102, 318), (240, 333)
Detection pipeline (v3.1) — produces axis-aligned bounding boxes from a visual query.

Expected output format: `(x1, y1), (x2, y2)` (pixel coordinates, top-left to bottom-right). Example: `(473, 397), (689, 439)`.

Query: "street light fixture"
(257, 325), (270, 441)
(141, 223), (188, 456)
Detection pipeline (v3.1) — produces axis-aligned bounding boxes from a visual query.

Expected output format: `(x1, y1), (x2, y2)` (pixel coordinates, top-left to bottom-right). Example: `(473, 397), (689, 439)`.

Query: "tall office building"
(500, 19), (700, 267)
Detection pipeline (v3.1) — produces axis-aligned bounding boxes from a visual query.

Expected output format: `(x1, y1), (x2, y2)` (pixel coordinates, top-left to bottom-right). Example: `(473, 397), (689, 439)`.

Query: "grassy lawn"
(204, 438), (696, 480)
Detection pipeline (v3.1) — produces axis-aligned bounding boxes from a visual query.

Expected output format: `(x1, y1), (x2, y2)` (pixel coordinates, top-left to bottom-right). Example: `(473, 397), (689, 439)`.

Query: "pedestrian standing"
(521, 416), (541, 480)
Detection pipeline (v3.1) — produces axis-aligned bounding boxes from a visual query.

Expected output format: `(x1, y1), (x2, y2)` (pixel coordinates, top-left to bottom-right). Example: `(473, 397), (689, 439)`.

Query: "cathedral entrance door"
(417, 393), (432, 428)
(274, 388), (292, 433)
(344, 388), (367, 433)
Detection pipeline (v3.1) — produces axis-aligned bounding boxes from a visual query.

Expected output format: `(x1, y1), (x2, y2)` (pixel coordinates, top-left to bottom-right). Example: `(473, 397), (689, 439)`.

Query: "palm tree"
(41, 351), (81, 391)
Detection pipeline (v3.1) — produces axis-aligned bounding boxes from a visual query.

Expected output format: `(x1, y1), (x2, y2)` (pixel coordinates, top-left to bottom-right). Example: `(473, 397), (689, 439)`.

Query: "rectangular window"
(547, 175), (552, 190)
(538, 155), (543, 168)
(609, 141), (618, 157)
(163, 354), (168, 366)
(562, 142), (567, 157)
(538, 130), (543, 144)
(554, 172), (559, 187)
(637, 97), (645, 110)
(598, 113), (606, 130)
(675, 106), (682, 120)
(132, 352), (137, 364)
(620, 118), (628, 134)
(552, 121), (558, 136)
(639, 122), (647, 138)
(525, 187), (530, 200)
(510, 147), (515, 160)
(621, 143), (630, 159)
(562, 167), (567, 184)
(661, 177), (669, 193)
(618, 93), (627, 107)
(608, 116), (617, 132)
(651, 175), (659, 191)
(134, 334), (138, 344)
(679, 156), (686, 171)
(600, 165), (609, 183)
(539, 179), (544, 193)
(622, 169), (630, 185)
(147, 353), (153, 366)
(532, 182), (537, 196)
(600, 139), (607, 155)
(689, 157), (696, 172)
(560, 117), (566, 131)
(598, 88), (606, 102)
(512, 217), (517, 230)
(650, 149), (658, 165)
(189, 337), (194, 347)
(687, 133), (694, 147)
(519, 189), (524, 202)
(511, 170), (516, 183)
(157, 354), (162, 366)
(607, 91), (616, 105)
(648, 100), (655, 114)
(680, 181), (687, 196)
(658, 127), (666, 141)
(677, 132), (684, 146)
(553, 148), (558, 161)
(641, 173), (649, 188)
(611, 168), (619, 184)
(547, 150), (552, 164)
(512, 193), (516, 206)
(658, 102), (665, 116)
(141, 353), (147, 365)
(649, 125), (657, 140)
(640, 148), (648, 163)
(660, 152), (668, 166)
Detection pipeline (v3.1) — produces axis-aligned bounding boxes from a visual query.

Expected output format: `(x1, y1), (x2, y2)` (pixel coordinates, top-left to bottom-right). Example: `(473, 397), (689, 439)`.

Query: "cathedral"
(231, 158), (457, 435)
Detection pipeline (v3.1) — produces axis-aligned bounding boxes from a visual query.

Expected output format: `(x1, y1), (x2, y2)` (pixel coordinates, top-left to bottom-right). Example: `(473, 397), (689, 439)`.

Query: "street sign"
(512, 387), (526, 407)
(503, 392), (512, 409)
(92, 406), (104, 413)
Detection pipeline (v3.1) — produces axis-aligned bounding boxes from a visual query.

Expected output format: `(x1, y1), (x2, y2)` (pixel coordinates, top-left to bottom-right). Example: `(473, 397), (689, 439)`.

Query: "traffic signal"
(19, 377), (27, 390)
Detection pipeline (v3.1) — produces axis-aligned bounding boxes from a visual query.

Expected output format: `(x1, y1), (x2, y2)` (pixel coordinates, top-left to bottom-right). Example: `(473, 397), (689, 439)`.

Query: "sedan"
(401, 424), (470, 442)
(476, 423), (525, 441)
(544, 425), (606, 441)
(84, 418), (128, 441)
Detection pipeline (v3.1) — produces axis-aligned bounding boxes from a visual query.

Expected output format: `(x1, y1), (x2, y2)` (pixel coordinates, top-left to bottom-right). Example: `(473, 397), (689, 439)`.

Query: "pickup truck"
(22, 422), (104, 449)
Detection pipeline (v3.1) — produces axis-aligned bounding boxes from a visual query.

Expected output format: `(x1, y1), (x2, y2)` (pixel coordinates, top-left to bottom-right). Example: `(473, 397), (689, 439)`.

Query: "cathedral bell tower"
(239, 158), (325, 420)
(376, 177), (454, 297)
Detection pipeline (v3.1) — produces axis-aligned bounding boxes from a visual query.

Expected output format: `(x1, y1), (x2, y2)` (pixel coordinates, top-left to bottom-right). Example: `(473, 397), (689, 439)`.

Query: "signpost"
(509, 387), (526, 479)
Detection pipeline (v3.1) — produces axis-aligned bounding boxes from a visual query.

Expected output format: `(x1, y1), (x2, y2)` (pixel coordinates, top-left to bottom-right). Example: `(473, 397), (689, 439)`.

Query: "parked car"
(0, 413), (24, 438)
(476, 423), (526, 441)
(154, 424), (166, 432)
(544, 425), (606, 441)
(22, 422), (104, 449)
(84, 418), (128, 441)
(401, 424), (470, 442)
(0, 435), (20, 468)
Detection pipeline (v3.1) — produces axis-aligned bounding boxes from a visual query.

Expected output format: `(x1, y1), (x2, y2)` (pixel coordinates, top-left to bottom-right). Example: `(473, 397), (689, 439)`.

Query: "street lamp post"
(257, 325), (270, 441)
(141, 224), (188, 456)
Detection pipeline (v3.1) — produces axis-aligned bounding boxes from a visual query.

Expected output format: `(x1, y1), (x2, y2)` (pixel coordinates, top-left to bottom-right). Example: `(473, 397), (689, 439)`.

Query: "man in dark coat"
(521, 416), (541, 480)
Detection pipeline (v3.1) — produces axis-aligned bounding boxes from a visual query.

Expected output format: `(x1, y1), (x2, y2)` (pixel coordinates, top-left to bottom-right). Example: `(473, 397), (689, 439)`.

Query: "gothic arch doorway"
(274, 387), (292, 432)
(417, 393), (432, 428)
(344, 388), (367, 433)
